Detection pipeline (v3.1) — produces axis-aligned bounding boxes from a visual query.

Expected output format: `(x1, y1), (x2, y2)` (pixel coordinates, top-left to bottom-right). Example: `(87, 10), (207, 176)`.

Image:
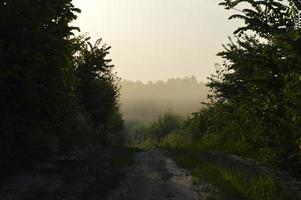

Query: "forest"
(120, 77), (209, 122)
(0, 1), (127, 199)
(0, 0), (301, 200)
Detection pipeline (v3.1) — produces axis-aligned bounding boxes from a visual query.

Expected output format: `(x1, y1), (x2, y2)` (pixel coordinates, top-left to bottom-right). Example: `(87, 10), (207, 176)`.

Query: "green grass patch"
(192, 162), (282, 200)
(169, 148), (289, 200)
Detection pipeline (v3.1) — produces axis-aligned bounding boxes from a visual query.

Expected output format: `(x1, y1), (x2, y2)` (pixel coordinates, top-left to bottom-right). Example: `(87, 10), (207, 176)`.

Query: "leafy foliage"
(0, 0), (80, 169)
(0, 0), (124, 174)
(131, 112), (183, 146)
(74, 37), (124, 145)
(206, 0), (301, 174)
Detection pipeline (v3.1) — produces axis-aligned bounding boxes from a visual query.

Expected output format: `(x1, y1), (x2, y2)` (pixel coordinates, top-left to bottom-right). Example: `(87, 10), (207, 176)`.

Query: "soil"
(105, 149), (213, 200)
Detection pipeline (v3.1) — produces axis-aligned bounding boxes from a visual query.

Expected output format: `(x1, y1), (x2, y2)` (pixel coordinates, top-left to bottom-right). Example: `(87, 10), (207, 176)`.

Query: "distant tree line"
(121, 77), (209, 122)
(0, 0), (124, 174)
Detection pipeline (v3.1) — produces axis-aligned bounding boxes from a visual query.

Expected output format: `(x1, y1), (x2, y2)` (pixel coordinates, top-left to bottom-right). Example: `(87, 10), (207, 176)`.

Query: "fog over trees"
(120, 76), (209, 122)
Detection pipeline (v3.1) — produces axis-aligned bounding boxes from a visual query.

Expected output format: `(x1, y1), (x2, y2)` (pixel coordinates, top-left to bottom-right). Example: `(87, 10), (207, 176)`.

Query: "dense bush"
(131, 112), (183, 146)
(0, 1), (124, 174)
(74, 37), (124, 146)
(204, 0), (301, 174)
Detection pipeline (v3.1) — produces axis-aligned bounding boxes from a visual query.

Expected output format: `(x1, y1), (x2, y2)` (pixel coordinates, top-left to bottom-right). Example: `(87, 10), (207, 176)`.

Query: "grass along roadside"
(168, 148), (291, 200)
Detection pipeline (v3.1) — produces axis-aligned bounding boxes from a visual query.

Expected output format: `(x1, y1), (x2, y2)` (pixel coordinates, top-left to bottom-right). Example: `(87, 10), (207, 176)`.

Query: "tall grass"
(169, 147), (289, 200)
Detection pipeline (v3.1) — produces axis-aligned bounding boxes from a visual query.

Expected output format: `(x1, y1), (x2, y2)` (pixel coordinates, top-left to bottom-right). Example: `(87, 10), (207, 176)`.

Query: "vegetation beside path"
(168, 147), (299, 200)
(130, 112), (301, 200)
(130, 1), (301, 199)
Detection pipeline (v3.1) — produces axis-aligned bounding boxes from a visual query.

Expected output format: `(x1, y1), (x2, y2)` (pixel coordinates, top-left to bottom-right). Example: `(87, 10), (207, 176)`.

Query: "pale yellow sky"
(72, 0), (241, 82)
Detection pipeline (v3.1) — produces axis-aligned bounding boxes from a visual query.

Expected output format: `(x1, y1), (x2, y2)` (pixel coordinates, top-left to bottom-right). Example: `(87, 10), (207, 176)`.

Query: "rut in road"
(105, 149), (212, 200)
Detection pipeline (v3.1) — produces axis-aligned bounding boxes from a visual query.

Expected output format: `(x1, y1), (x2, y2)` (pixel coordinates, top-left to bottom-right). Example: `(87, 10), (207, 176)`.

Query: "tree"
(0, 0), (80, 171)
(207, 0), (301, 173)
(74, 37), (123, 145)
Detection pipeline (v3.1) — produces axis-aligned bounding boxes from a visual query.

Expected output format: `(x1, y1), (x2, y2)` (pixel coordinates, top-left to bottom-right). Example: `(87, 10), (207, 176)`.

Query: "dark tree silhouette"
(207, 0), (301, 173)
(0, 0), (80, 170)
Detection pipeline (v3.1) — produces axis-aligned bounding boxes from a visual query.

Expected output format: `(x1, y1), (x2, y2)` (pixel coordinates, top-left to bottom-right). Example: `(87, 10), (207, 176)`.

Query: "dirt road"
(105, 149), (210, 200)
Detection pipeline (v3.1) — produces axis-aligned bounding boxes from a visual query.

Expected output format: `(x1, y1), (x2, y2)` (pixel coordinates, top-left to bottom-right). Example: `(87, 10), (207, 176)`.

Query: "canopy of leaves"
(206, 0), (301, 174)
(0, 1), (124, 174)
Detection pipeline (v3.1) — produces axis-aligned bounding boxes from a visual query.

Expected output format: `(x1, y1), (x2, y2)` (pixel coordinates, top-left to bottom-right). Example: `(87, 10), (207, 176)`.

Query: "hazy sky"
(72, 0), (241, 82)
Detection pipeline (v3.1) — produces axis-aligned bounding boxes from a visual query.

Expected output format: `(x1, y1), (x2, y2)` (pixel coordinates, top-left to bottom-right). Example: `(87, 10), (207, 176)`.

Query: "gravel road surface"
(106, 149), (210, 200)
